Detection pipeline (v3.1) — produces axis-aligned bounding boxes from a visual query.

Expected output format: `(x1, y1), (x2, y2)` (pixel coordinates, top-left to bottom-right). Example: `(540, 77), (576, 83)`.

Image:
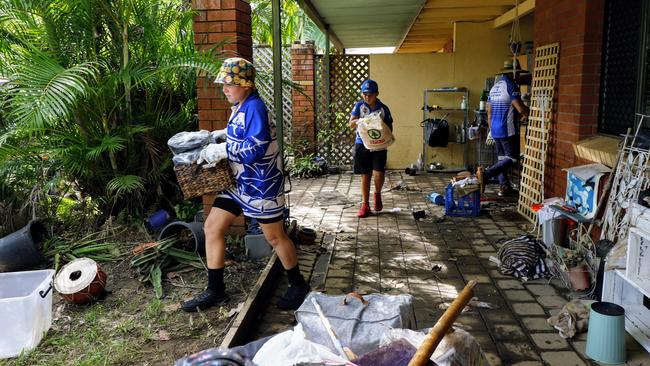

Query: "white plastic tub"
(0, 269), (55, 359)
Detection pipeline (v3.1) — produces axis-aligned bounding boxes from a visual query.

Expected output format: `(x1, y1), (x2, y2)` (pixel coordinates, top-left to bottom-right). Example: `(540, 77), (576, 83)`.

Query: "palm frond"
(86, 134), (127, 160)
(106, 174), (145, 198)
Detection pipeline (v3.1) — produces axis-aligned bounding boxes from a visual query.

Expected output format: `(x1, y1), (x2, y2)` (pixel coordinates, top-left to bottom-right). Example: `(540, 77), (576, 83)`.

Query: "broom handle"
(408, 280), (477, 366)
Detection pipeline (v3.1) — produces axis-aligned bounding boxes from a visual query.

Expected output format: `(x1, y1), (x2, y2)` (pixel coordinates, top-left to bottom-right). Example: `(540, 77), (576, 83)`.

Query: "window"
(599, 0), (649, 135)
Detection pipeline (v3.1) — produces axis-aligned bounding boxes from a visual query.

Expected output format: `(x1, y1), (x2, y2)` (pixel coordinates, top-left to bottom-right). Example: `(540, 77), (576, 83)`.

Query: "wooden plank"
(493, 0), (535, 29)
(419, 6), (508, 17)
(219, 253), (283, 348)
(424, 0), (516, 8)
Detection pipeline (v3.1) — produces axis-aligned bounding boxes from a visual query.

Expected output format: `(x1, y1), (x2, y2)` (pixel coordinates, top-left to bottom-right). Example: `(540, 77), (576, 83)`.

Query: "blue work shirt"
(351, 99), (393, 144)
(223, 91), (284, 219)
(488, 75), (521, 139)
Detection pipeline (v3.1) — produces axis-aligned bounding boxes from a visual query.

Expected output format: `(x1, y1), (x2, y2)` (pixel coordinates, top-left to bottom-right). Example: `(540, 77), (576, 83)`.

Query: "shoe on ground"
(476, 166), (485, 193)
(357, 202), (371, 218)
(277, 282), (310, 310)
(181, 288), (229, 312)
(373, 192), (383, 212)
(498, 185), (514, 197)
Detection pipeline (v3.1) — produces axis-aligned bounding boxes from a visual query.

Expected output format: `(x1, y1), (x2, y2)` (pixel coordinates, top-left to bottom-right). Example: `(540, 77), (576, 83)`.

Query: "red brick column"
(291, 41), (316, 147)
(534, 0), (605, 197)
(193, 0), (252, 235)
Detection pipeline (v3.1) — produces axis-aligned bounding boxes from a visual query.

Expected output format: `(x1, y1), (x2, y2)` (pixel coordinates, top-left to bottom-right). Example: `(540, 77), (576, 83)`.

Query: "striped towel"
(497, 235), (550, 281)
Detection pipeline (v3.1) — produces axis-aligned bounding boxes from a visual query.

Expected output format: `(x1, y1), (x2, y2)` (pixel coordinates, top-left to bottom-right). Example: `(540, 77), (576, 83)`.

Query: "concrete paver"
(257, 172), (648, 365)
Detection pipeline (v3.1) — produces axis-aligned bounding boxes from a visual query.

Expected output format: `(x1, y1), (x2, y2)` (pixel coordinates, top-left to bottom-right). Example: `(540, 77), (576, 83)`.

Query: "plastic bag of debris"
(167, 130), (211, 155)
(357, 111), (394, 151)
(378, 327), (488, 366)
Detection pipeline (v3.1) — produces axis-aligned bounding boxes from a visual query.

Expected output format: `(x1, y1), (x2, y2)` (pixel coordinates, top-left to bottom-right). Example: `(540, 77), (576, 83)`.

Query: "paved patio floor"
(256, 171), (650, 366)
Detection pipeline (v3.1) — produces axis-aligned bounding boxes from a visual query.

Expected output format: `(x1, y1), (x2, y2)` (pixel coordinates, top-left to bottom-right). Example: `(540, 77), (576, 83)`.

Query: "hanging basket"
(173, 160), (235, 199)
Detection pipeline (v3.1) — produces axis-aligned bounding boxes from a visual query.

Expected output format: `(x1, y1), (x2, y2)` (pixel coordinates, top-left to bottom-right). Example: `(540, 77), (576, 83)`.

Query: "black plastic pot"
(158, 221), (206, 256)
(0, 221), (48, 272)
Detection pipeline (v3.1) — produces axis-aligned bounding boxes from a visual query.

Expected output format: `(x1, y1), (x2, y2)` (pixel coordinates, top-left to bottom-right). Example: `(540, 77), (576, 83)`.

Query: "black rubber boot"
(276, 282), (310, 310)
(181, 289), (229, 312)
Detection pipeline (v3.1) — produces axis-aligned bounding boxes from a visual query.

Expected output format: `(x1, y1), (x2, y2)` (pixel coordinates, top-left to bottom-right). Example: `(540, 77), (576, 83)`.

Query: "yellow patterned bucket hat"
(214, 57), (255, 88)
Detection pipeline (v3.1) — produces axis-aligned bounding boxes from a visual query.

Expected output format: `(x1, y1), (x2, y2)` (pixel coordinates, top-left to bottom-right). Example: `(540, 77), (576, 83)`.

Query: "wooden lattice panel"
(517, 43), (560, 223)
(253, 46), (293, 146)
(315, 54), (369, 168)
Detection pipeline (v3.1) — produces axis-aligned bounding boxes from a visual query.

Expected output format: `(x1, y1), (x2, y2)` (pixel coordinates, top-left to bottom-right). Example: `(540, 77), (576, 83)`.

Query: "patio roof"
(297, 0), (535, 53)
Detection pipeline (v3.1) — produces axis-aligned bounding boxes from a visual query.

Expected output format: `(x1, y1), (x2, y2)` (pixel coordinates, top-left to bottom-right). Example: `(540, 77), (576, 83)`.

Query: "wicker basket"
(174, 160), (235, 199)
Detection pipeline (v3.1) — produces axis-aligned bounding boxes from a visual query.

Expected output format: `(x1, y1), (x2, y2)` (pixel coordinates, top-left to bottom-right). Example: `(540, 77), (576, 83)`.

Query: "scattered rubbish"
(448, 257), (457, 262)
(0, 221), (48, 272)
(496, 235), (550, 282)
(547, 299), (594, 339)
(412, 210), (427, 220)
(468, 297), (497, 309)
(488, 256), (501, 266)
(390, 207), (403, 213)
(158, 221), (206, 255)
(0, 269), (55, 359)
(426, 192), (445, 205)
(297, 227), (317, 246)
(309, 191), (353, 206)
(145, 209), (172, 232)
(389, 180), (421, 192)
(431, 264), (442, 272)
(54, 258), (107, 305)
(155, 330), (171, 341)
(245, 234), (273, 259)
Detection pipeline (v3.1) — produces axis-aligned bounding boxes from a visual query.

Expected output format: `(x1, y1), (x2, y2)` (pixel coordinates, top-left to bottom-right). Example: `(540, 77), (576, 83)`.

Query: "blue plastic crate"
(444, 183), (480, 217)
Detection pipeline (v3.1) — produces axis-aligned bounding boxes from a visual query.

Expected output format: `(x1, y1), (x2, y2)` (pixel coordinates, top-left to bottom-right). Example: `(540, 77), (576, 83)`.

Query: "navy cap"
(360, 79), (378, 94)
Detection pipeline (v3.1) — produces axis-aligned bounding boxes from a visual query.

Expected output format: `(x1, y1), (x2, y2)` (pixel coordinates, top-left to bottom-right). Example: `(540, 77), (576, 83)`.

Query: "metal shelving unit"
(422, 87), (469, 172)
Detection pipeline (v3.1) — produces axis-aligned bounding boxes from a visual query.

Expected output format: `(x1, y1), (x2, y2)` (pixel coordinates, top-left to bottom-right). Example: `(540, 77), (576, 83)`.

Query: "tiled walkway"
(261, 171), (650, 366)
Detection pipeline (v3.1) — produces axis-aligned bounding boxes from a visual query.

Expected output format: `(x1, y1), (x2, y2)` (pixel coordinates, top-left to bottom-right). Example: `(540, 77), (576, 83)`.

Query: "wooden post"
(408, 280), (477, 366)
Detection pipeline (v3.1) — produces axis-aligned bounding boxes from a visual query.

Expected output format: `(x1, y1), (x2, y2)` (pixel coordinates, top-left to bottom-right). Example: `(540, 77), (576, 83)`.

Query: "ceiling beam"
(296, 0), (345, 52)
(418, 6), (508, 18)
(396, 0), (428, 53)
(493, 0), (535, 29)
(424, 0), (515, 8)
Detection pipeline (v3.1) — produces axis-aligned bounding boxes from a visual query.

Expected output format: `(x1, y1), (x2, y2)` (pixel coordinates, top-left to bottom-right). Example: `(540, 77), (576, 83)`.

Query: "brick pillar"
(193, 0), (252, 236)
(291, 41), (316, 148)
(534, 0), (605, 197)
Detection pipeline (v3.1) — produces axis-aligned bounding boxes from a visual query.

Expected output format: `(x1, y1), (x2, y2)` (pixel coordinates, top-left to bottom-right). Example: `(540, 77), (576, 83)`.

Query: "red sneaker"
(373, 192), (383, 212)
(357, 202), (371, 218)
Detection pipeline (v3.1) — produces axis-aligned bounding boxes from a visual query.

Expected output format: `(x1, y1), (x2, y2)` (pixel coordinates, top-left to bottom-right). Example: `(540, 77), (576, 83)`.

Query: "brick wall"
(291, 41), (316, 146)
(534, 0), (605, 197)
(193, 0), (253, 236)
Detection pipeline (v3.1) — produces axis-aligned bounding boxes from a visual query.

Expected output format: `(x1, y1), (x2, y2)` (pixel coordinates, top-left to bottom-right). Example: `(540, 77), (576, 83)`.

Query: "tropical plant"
(130, 237), (203, 298)
(0, 0), (225, 224)
(251, 0), (326, 49)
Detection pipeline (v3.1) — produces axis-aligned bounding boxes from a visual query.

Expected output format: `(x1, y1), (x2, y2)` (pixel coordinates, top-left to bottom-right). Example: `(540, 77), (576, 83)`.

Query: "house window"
(599, 0), (649, 135)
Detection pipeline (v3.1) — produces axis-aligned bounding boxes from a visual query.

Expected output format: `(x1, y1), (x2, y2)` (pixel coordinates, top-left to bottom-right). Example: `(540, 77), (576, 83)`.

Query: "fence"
(315, 54), (369, 168)
(253, 45), (293, 146)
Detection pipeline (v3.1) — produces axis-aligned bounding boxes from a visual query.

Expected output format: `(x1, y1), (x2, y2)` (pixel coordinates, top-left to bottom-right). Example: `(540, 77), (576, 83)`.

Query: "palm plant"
(0, 0), (225, 228)
(251, 0), (326, 49)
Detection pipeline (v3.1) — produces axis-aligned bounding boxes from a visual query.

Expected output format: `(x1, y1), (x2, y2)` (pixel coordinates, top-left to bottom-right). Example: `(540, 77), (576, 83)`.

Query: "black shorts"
(353, 144), (387, 174)
(212, 197), (283, 224)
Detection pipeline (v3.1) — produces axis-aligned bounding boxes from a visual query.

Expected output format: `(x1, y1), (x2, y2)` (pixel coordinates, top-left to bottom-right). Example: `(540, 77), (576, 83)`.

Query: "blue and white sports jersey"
(488, 75), (521, 139)
(222, 91), (284, 219)
(351, 99), (393, 144)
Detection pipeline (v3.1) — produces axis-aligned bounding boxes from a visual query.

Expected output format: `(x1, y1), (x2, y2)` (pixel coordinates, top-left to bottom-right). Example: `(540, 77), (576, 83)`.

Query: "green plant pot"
(586, 302), (626, 364)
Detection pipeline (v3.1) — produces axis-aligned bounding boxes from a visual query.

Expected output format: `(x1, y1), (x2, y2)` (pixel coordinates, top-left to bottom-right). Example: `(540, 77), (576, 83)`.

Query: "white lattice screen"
(517, 43), (561, 223)
(253, 46), (293, 146)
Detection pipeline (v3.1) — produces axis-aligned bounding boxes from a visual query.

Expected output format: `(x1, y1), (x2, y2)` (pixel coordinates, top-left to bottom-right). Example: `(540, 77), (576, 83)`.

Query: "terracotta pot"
(568, 264), (591, 291)
(54, 258), (107, 305)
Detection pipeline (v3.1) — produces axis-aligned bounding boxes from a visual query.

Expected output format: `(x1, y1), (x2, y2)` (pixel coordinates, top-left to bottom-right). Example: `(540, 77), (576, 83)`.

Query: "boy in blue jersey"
(349, 79), (394, 218)
(182, 58), (309, 312)
(478, 61), (529, 196)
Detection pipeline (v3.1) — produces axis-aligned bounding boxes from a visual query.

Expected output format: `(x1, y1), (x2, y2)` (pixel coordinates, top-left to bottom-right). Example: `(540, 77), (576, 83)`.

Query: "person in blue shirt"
(182, 57), (309, 312)
(478, 61), (529, 196)
(348, 79), (394, 218)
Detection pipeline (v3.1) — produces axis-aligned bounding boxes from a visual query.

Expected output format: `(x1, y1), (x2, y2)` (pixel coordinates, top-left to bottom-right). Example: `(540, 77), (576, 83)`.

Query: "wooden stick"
(407, 280), (477, 366)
